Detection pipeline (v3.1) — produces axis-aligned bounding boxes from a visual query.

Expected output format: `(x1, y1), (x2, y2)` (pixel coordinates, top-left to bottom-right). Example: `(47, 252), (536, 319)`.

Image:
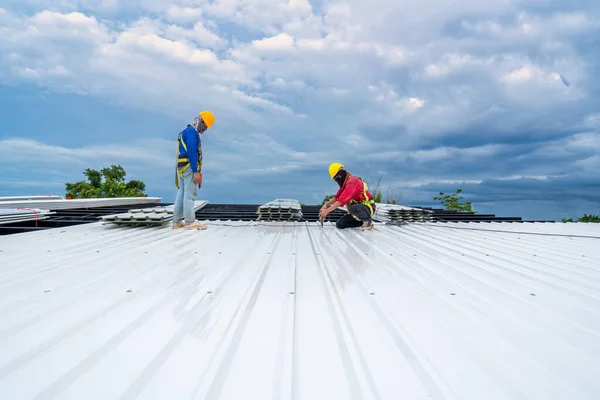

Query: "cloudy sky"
(1, 0), (599, 221)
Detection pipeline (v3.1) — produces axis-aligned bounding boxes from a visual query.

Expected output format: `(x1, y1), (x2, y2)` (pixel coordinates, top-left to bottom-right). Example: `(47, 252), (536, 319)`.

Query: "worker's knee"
(336, 214), (362, 229)
(349, 204), (371, 220)
(348, 204), (363, 214)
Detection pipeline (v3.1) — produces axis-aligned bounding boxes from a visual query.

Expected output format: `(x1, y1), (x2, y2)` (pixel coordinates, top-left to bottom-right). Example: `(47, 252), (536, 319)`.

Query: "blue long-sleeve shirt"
(178, 125), (202, 173)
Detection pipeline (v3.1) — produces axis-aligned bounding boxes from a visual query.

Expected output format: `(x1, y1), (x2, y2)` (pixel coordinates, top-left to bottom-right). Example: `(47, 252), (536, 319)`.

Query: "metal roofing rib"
(1, 221), (599, 399)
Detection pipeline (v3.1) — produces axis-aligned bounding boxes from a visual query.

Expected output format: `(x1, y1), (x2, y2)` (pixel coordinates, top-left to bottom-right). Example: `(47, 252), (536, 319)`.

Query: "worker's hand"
(319, 207), (329, 220)
(193, 172), (203, 185)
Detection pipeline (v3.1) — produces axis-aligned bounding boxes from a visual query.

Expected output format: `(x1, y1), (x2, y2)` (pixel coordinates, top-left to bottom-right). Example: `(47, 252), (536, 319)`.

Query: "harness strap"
(350, 178), (376, 221)
(175, 130), (201, 188)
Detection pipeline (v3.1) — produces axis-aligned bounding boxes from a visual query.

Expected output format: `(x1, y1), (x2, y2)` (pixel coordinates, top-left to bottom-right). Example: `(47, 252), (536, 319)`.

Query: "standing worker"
(172, 111), (215, 230)
(319, 163), (376, 231)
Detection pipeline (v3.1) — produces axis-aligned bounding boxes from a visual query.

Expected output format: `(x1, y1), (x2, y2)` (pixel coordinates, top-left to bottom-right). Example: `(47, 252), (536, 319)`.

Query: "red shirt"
(334, 175), (375, 207)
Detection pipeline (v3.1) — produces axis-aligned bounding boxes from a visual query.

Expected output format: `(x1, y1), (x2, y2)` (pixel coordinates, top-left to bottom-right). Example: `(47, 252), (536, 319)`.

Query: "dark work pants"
(336, 204), (373, 229)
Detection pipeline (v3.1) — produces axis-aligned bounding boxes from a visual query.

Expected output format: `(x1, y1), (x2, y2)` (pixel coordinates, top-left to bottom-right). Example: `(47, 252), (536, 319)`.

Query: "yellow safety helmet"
(199, 110), (215, 129)
(328, 162), (344, 179)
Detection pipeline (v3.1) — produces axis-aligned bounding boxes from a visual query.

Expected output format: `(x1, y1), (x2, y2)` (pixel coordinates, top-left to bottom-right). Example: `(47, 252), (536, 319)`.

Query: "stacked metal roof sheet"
(373, 203), (435, 224)
(0, 197), (162, 211)
(0, 195), (64, 202)
(0, 208), (56, 225)
(100, 200), (208, 226)
(128, 205), (177, 213)
(257, 198), (304, 221)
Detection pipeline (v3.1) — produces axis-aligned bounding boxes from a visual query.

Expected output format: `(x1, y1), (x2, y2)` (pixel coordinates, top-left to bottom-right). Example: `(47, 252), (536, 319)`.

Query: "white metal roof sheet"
(1, 221), (599, 399)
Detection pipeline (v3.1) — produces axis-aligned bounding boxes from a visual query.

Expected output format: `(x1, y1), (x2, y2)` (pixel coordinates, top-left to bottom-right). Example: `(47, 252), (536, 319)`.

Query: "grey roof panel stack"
(129, 205), (177, 214)
(373, 203), (434, 224)
(257, 199), (303, 221)
(0, 208), (56, 225)
(0, 195), (64, 202)
(100, 200), (208, 226)
(0, 197), (163, 210)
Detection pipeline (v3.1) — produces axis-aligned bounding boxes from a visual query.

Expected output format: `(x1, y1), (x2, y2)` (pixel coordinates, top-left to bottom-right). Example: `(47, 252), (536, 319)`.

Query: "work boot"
(172, 221), (185, 229)
(362, 219), (374, 231)
(185, 221), (208, 230)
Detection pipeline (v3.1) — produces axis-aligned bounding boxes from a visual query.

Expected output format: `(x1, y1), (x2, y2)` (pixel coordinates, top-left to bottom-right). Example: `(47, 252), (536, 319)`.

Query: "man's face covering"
(334, 170), (348, 187)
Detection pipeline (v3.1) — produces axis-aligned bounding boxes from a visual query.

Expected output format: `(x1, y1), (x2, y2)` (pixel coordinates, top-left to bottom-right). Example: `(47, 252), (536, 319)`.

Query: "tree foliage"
(433, 188), (474, 212)
(65, 165), (147, 199)
(562, 214), (600, 223)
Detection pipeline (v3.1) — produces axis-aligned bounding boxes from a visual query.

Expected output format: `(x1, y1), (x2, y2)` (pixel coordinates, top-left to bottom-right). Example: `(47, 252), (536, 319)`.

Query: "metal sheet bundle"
(257, 199), (304, 221)
(101, 200), (208, 226)
(0, 208), (56, 226)
(0, 197), (163, 211)
(128, 205), (176, 214)
(373, 203), (434, 224)
(0, 195), (64, 202)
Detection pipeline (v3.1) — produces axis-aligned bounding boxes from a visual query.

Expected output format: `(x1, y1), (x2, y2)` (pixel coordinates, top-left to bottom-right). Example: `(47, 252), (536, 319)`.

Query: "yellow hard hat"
(199, 110), (215, 129)
(328, 162), (344, 179)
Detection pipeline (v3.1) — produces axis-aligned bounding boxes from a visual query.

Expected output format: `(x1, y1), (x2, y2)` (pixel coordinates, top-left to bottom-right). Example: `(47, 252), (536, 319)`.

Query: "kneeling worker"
(173, 110), (215, 230)
(319, 162), (376, 231)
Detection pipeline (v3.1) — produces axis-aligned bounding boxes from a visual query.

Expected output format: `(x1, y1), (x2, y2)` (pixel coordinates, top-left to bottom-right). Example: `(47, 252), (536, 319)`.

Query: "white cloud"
(501, 64), (562, 85)
(31, 9), (94, 26)
(251, 33), (295, 52)
(0, 138), (173, 168)
(201, 0), (313, 31)
(297, 38), (325, 51)
(423, 53), (487, 78)
(0, 7), (297, 126)
(287, 0), (311, 14)
(230, 89), (299, 116)
(367, 82), (425, 114)
(407, 97), (425, 110)
(495, 174), (568, 181)
(114, 32), (220, 66)
(462, 11), (597, 38)
(269, 77), (305, 90)
(165, 5), (203, 22)
(165, 22), (227, 49)
(363, 143), (507, 165)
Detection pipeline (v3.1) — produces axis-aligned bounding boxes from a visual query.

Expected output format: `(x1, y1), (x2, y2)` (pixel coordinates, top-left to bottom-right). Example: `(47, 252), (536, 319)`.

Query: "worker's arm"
(326, 200), (343, 212)
(187, 129), (199, 173)
(196, 141), (203, 186)
(320, 199), (343, 219)
(322, 197), (336, 209)
(197, 139), (203, 174)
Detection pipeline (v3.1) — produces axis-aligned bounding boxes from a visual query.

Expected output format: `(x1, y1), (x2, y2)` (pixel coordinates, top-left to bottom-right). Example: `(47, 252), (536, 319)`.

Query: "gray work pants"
(336, 204), (373, 229)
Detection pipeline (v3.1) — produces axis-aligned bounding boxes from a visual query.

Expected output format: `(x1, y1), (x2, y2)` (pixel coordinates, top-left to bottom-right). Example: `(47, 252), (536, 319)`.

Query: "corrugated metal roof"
(1, 221), (599, 399)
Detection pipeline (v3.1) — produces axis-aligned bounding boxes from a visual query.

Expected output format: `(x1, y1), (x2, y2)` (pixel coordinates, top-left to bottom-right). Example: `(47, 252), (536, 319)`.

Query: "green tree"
(433, 188), (474, 212)
(65, 165), (147, 199)
(578, 214), (600, 222)
(562, 214), (599, 223)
